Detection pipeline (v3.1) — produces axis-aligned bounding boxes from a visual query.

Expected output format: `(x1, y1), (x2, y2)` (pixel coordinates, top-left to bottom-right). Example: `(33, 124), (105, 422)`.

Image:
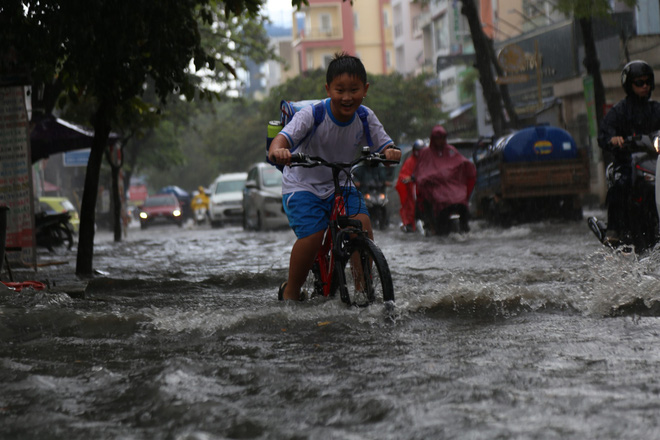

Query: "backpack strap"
(291, 101), (326, 153)
(312, 101), (325, 126)
(357, 105), (373, 147)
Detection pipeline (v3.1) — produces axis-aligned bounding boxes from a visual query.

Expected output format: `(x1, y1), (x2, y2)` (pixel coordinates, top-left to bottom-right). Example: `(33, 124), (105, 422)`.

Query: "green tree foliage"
(367, 72), (444, 144)
(259, 69), (329, 111)
(144, 97), (265, 191)
(261, 68), (443, 144)
(2, 0), (279, 275)
(143, 69), (444, 190)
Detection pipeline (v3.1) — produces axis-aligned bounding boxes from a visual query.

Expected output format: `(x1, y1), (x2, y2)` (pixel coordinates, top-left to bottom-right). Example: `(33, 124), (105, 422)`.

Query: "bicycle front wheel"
(302, 260), (326, 299)
(338, 236), (394, 306)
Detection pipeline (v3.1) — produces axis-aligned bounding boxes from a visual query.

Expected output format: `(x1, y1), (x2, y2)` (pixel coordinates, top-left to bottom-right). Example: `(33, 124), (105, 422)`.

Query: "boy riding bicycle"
(268, 52), (401, 301)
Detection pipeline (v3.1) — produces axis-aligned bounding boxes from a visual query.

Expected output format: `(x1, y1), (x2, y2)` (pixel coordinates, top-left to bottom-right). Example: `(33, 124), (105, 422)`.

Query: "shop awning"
(30, 114), (120, 163)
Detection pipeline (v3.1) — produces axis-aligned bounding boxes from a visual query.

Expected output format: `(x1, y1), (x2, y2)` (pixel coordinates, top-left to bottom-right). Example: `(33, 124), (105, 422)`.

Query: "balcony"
(296, 26), (342, 42)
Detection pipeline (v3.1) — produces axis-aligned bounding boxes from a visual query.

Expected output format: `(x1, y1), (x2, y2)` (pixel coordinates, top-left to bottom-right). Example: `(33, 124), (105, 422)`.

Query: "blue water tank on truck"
(472, 125), (590, 225)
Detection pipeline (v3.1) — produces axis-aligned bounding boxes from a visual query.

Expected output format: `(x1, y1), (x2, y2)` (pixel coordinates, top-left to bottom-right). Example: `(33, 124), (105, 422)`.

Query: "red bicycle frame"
(315, 190), (347, 297)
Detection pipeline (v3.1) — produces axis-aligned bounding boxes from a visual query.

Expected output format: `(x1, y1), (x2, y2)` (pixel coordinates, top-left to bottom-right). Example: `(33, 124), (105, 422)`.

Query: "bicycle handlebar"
(290, 152), (399, 169)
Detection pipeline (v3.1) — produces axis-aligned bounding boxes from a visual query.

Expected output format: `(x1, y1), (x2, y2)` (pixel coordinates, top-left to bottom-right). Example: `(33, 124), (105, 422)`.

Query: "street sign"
(63, 149), (90, 167)
(498, 44), (527, 73)
(495, 74), (530, 84)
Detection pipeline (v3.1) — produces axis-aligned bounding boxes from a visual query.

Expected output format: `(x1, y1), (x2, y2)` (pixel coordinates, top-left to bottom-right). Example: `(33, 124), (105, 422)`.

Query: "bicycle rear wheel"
(338, 236), (394, 306)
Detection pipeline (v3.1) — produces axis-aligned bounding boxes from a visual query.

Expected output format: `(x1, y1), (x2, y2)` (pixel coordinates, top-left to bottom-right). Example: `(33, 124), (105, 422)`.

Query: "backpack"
(266, 99), (373, 170)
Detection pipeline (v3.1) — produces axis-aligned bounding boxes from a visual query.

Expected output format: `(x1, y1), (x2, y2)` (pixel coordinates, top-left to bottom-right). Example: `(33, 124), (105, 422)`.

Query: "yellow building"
(288, 0), (394, 79)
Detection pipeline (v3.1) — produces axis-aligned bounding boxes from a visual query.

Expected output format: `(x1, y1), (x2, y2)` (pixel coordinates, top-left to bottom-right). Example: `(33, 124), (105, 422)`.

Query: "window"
(354, 12), (359, 30)
(394, 23), (403, 38)
(305, 15), (312, 36)
(320, 13), (332, 34)
(412, 15), (420, 35)
(393, 5), (402, 37)
(382, 10), (390, 28)
(433, 14), (449, 52)
(261, 168), (282, 187)
(386, 50), (392, 68)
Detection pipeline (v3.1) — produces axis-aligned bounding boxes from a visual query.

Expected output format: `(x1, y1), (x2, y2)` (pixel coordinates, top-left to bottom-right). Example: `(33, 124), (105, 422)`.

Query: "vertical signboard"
(0, 86), (36, 267)
(583, 75), (606, 202)
(582, 75), (597, 139)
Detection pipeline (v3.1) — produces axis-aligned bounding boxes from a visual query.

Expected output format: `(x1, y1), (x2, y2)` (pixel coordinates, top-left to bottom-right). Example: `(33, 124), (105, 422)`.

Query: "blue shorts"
(283, 187), (368, 238)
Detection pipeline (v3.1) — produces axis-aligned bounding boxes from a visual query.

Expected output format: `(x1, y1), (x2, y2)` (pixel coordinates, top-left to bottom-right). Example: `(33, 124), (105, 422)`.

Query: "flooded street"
(3, 212), (660, 439)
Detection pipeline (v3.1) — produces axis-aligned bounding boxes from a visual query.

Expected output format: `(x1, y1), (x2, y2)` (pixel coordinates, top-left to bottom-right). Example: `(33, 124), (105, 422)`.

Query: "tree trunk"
(486, 40), (519, 129)
(110, 162), (122, 242)
(579, 17), (606, 127)
(76, 103), (112, 276)
(461, 0), (506, 136)
(105, 145), (124, 242)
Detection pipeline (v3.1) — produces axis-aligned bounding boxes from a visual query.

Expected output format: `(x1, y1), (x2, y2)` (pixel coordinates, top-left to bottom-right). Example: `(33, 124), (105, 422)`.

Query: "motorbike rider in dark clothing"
(597, 60), (660, 244)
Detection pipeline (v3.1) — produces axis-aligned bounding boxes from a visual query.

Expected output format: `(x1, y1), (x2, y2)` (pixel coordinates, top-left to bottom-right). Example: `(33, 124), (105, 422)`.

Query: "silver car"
(209, 172), (247, 228)
(242, 163), (289, 231)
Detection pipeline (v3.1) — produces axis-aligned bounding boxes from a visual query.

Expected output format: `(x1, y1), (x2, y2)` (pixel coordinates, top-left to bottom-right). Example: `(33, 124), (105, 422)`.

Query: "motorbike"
(193, 205), (208, 225)
(363, 183), (389, 230)
(587, 132), (660, 253)
(417, 202), (469, 236)
(35, 211), (74, 251)
(190, 193), (209, 225)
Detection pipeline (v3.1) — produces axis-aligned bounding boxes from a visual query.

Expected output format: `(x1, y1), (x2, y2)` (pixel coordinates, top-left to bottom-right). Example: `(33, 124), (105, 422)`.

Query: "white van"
(208, 172), (247, 227)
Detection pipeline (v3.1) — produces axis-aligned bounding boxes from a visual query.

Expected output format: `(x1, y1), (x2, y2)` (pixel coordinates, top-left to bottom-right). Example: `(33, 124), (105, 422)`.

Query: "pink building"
(289, 0), (394, 77)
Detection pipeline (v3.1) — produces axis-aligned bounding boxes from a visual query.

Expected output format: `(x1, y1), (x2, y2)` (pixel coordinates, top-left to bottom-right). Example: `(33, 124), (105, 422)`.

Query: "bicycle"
(289, 148), (397, 307)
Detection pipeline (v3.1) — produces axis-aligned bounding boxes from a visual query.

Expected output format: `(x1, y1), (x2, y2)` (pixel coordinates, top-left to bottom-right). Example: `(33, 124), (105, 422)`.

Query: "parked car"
(208, 172), (247, 228)
(38, 196), (80, 232)
(243, 163), (288, 231)
(138, 194), (183, 229)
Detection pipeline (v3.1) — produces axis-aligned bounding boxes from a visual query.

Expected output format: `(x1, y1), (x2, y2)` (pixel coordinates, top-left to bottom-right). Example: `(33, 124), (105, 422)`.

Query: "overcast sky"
(265, 0), (294, 27)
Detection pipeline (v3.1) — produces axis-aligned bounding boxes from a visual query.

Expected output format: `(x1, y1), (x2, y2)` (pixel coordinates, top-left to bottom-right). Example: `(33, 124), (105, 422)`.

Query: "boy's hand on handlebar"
(384, 147), (401, 163)
(269, 148), (292, 166)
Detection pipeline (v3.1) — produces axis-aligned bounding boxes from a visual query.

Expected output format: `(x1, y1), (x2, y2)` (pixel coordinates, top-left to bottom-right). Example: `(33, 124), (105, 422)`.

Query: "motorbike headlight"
(377, 193), (386, 202)
(654, 136), (660, 153)
(139, 212), (148, 219)
(173, 209), (182, 217)
(364, 193), (372, 201)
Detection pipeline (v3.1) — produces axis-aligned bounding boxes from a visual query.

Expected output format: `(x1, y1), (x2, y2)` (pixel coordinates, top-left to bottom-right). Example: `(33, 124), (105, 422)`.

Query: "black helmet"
(621, 60), (655, 96)
(412, 139), (425, 151)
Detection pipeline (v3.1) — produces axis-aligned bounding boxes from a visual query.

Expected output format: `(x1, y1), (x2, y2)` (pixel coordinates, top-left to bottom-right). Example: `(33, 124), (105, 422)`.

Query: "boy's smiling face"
(325, 73), (369, 123)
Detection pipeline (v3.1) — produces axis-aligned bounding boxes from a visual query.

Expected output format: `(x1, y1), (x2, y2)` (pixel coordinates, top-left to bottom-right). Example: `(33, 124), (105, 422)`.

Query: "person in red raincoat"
(415, 125), (476, 234)
(395, 139), (425, 232)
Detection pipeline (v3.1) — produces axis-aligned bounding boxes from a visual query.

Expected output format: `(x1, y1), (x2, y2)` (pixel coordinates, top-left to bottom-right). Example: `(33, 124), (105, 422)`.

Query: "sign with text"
(63, 148), (91, 166)
(0, 86), (35, 266)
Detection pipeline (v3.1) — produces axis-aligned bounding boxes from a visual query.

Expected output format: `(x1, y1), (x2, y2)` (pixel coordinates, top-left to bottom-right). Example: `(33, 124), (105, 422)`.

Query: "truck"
(471, 125), (590, 225)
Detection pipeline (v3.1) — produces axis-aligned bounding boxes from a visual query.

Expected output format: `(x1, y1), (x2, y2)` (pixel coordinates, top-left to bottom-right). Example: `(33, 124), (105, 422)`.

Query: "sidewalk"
(0, 242), (106, 298)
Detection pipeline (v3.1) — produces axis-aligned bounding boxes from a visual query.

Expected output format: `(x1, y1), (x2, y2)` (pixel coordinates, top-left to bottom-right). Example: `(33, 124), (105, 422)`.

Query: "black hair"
(326, 52), (367, 86)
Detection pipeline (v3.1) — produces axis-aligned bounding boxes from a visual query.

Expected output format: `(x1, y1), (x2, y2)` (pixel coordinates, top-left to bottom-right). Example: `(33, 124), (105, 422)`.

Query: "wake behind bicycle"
(289, 148), (397, 307)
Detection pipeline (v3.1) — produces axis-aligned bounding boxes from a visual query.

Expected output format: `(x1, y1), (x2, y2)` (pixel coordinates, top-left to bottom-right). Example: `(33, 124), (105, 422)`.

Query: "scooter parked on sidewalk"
(35, 211), (74, 252)
(588, 132), (660, 253)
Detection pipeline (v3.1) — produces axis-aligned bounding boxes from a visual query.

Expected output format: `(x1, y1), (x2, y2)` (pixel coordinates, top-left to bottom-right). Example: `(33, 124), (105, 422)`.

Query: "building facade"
(290, 0), (395, 76)
(391, 0), (425, 76)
